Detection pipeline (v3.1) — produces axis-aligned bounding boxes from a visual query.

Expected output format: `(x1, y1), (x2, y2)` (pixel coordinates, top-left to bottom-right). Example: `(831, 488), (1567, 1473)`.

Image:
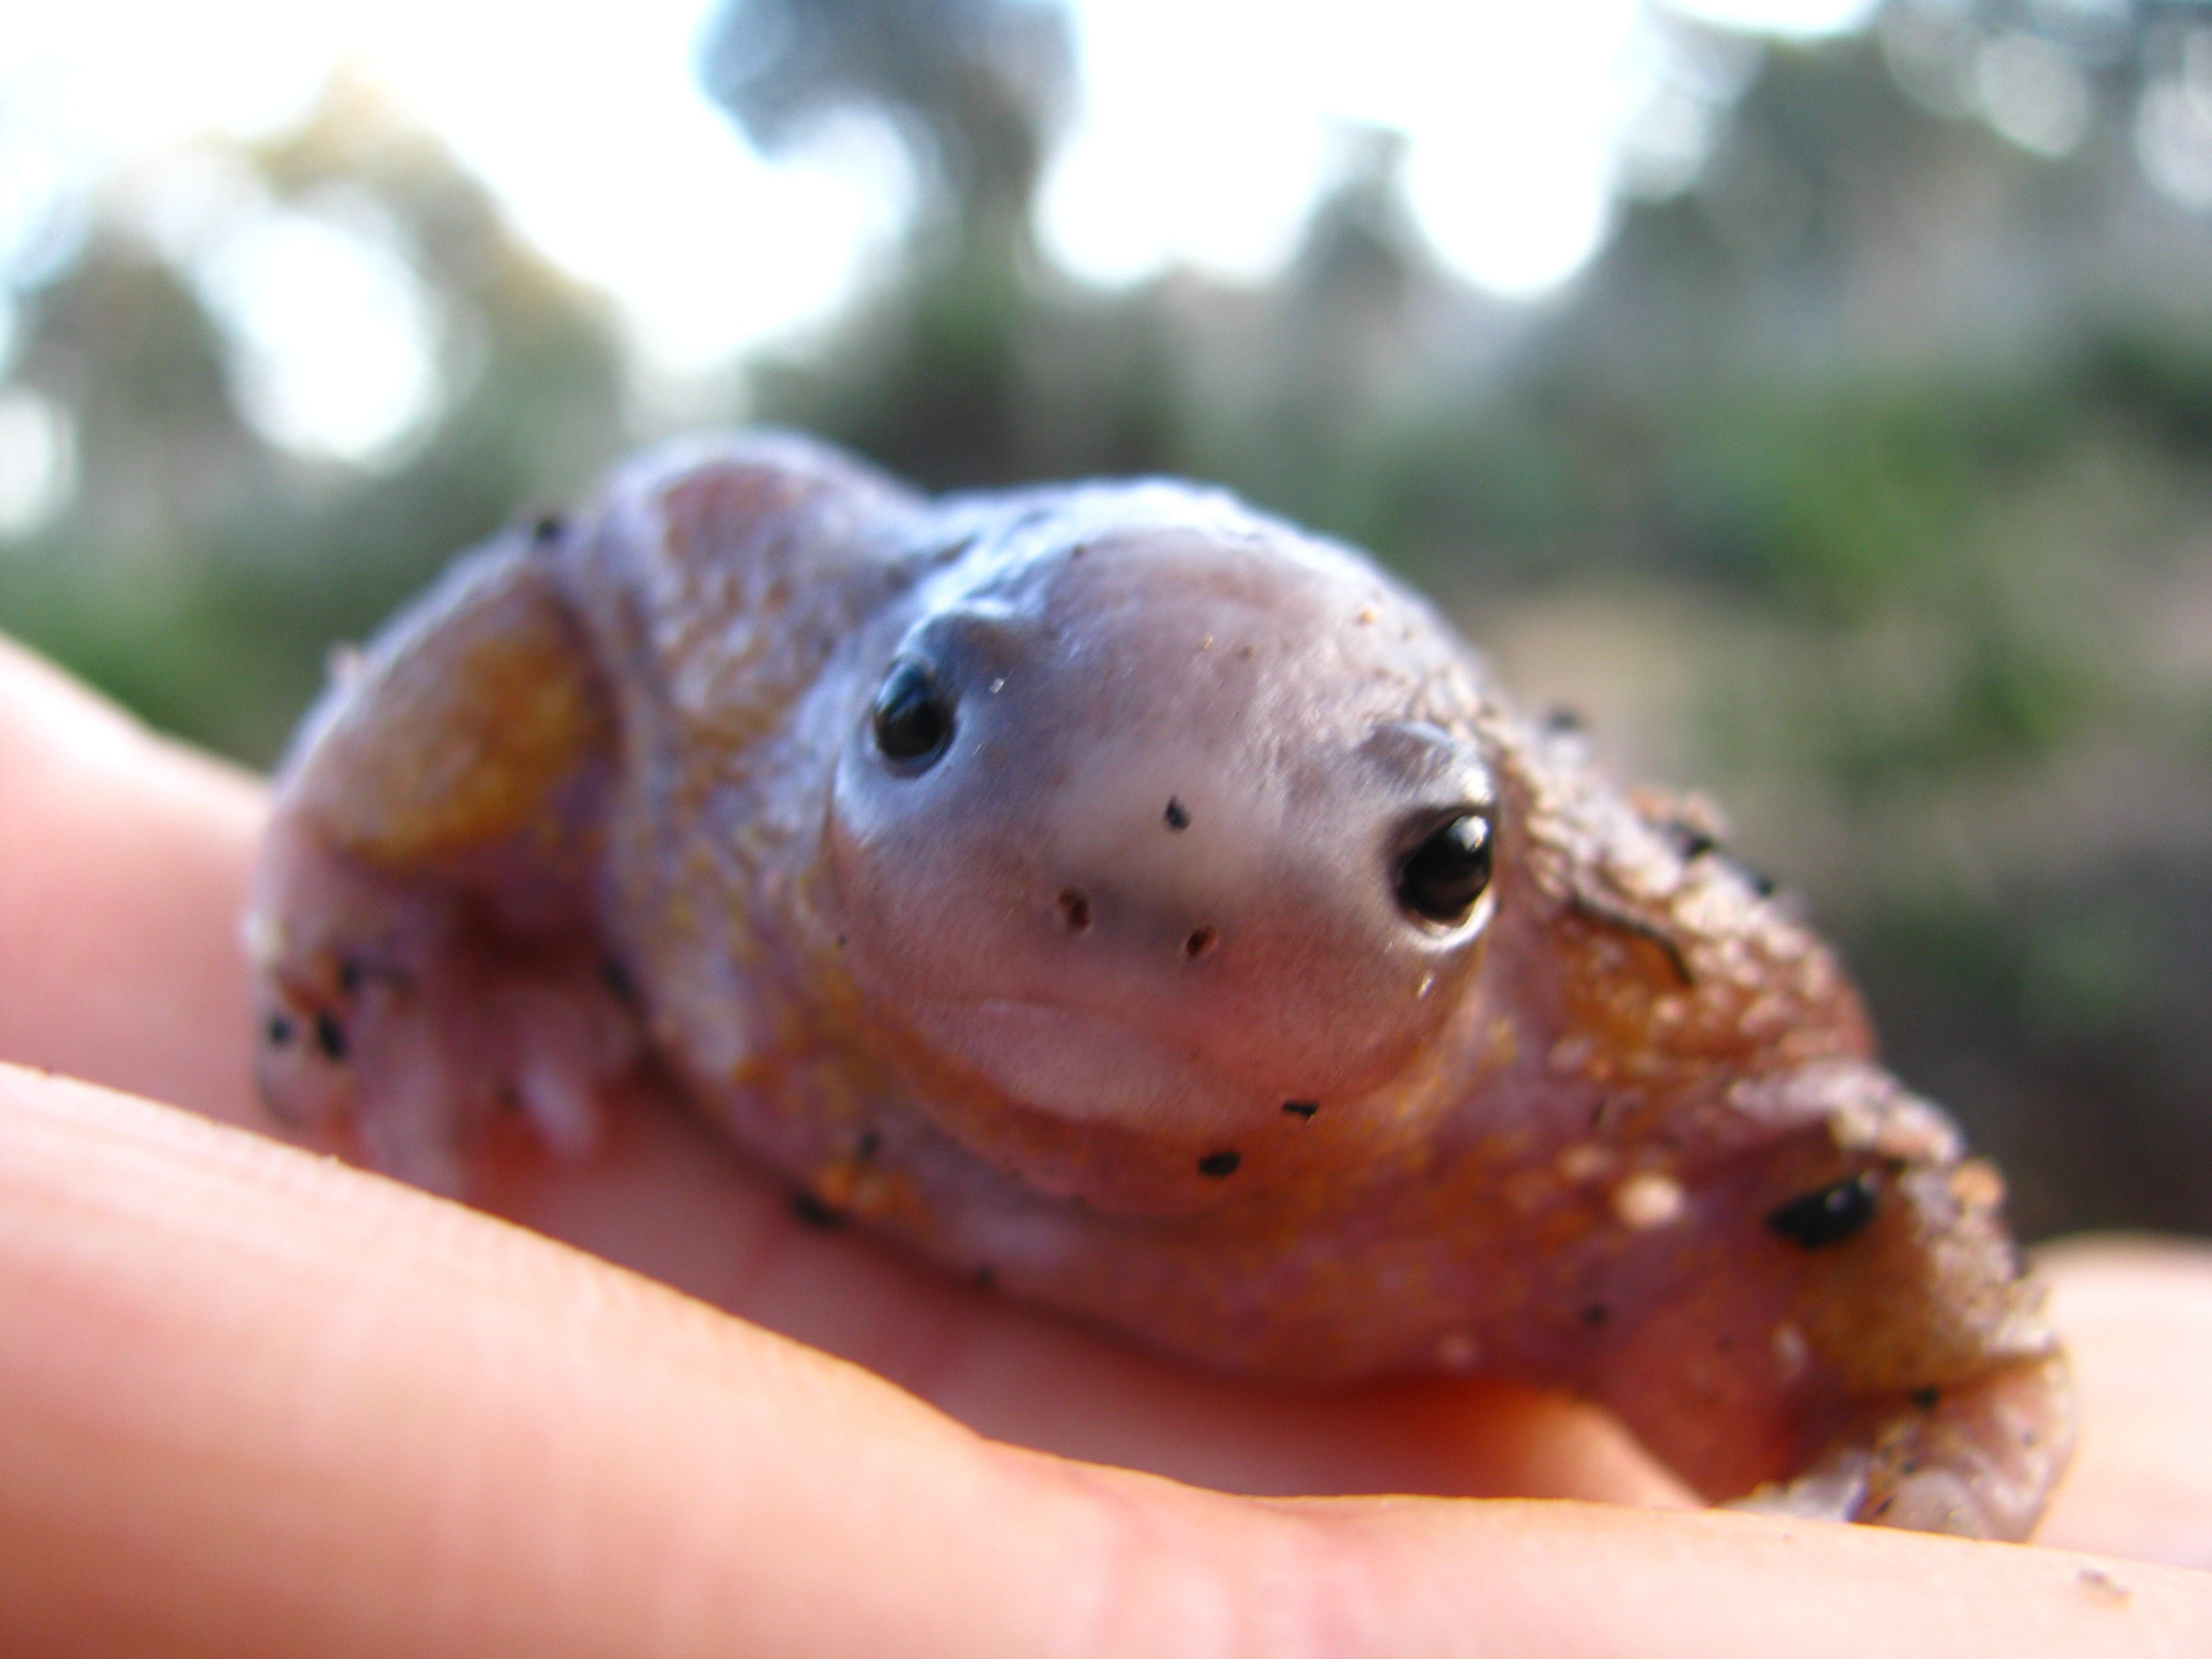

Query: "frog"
(246, 430), (2073, 1539)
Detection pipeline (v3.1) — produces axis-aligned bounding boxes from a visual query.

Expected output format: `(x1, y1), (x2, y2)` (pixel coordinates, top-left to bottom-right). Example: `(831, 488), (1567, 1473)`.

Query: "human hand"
(1, 636), (2207, 1656)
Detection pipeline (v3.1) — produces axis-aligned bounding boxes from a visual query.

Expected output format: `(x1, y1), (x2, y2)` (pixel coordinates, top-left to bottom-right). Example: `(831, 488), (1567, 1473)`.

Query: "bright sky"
(0, 0), (1877, 476)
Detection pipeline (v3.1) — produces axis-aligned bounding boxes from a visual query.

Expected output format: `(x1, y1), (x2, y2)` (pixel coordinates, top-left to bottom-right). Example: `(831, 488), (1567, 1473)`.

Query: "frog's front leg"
(1578, 1065), (2073, 1540)
(247, 534), (637, 1192)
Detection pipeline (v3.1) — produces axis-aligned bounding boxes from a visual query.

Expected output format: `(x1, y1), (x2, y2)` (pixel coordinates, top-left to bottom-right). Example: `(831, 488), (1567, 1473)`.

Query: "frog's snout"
(824, 516), (1496, 1146)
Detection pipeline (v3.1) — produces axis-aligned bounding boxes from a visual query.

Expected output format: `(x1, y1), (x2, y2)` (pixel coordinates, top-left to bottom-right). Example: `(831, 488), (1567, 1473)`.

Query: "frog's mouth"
(901, 996), (1283, 1137)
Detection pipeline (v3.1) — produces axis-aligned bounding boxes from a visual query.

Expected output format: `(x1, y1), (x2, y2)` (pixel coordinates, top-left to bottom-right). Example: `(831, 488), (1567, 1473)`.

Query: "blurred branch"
(698, 0), (1074, 258)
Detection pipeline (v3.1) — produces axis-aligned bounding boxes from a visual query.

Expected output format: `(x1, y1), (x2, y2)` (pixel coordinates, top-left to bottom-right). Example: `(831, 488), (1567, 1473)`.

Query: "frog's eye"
(1394, 810), (1494, 926)
(872, 659), (954, 769)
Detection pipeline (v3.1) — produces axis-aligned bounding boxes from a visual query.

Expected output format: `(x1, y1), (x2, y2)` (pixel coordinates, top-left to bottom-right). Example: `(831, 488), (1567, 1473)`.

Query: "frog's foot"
(1584, 1080), (2076, 1540)
(249, 829), (639, 1193)
(1729, 1350), (2074, 1539)
(245, 533), (636, 1192)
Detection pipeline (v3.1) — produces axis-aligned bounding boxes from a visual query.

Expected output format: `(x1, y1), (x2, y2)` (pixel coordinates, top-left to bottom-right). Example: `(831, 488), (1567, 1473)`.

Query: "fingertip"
(2034, 1233), (2212, 1567)
(3, 1071), (2209, 1659)
(0, 636), (269, 1127)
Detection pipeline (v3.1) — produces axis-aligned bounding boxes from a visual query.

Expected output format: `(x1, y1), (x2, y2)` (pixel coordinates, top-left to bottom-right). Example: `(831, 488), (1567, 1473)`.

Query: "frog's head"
(824, 487), (1499, 1213)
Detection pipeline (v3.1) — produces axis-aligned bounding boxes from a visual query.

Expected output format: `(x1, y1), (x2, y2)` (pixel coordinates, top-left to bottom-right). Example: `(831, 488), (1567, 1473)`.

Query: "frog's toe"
(1856, 1350), (2076, 1540)
(497, 975), (639, 1160)
(249, 827), (640, 1191)
(1725, 1452), (1873, 1523)
(346, 1013), (474, 1195)
(1728, 1351), (2074, 1540)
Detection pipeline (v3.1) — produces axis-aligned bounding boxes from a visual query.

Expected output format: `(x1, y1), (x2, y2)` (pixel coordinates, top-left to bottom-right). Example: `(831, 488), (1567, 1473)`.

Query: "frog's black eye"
(1395, 810), (1494, 926)
(872, 659), (954, 769)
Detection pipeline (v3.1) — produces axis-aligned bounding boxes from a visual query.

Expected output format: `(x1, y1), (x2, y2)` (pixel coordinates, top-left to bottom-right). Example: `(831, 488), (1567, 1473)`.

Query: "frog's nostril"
(1057, 889), (1092, 933)
(1183, 926), (1218, 960)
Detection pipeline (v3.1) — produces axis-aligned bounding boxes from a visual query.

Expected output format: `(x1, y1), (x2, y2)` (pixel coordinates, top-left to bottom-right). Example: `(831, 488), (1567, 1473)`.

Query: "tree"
(699, 0), (1074, 263)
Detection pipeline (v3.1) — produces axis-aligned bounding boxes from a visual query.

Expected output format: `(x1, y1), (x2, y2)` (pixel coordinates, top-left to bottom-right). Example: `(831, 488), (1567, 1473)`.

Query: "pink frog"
(248, 431), (2072, 1538)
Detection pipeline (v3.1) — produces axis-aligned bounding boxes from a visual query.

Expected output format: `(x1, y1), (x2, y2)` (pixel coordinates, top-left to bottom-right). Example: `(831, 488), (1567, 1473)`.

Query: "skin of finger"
(0, 639), (268, 1128)
(3, 1069), (2207, 1659)
(2033, 1235), (2212, 1570)
(0, 638), (1696, 1506)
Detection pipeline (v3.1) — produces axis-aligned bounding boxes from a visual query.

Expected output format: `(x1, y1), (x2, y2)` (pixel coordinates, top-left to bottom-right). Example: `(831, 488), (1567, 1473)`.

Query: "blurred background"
(2, 0), (2207, 1239)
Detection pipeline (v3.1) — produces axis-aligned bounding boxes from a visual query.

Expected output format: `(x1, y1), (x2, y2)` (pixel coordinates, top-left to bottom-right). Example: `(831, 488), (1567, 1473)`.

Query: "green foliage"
(2083, 329), (2212, 451)
(0, 82), (630, 764)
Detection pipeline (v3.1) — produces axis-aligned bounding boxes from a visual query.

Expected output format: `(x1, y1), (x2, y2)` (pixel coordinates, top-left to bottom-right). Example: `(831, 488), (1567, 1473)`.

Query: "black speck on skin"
(857, 1130), (882, 1162)
(1164, 797), (1191, 831)
(1910, 1386), (1942, 1410)
(791, 1191), (845, 1230)
(312, 1012), (348, 1063)
(1197, 1149), (1242, 1179)
(1580, 1303), (1610, 1327)
(264, 1013), (295, 1048)
(972, 1264), (997, 1292)
(1732, 860), (1780, 898)
(1661, 820), (1719, 861)
(1281, 1100), (1319, 1120)
(601, 956), (639, 1006)
(337, 957), (365, 995)
(1765, 1173), (1879, 1249)
(532, 514), (566, 543)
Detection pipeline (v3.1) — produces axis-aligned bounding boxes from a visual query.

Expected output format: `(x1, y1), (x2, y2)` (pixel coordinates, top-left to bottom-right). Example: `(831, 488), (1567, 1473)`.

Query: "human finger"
(2033, 1235), (2212, 1568)
(4, 1067), (2206, 1659)
(0, 637), (268, 1127)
